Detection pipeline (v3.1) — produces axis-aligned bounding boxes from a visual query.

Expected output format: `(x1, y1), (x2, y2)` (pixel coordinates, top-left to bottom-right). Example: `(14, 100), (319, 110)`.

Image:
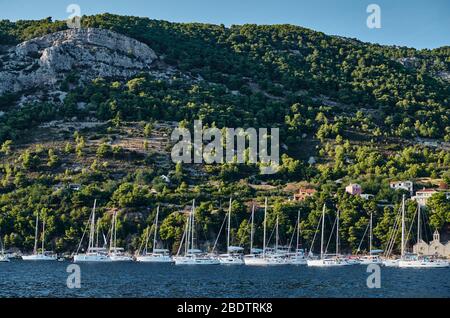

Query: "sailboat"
(108, 211), (133, 261)
(287, 210), (307, 265)
(398, 195), (449, 268)
(174, 200), (219, 265)
(218, 198), (244, 265)
(74, 200), (111, 262)
(0, 229), (9, 262)
(22, 212), (57, 261)
(357, 212), (383, 265)
(244, 198), (286, 265)
(242, 204), (264, 263)
(307, 204), (350, 267)
(136, 205), (174, 263)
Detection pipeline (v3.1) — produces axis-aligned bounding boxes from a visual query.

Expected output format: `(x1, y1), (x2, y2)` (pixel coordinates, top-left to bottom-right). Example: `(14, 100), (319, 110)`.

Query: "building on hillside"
(413, 230), (450, 258)
(345, 183), (362, 196)
(390, 180), (413, 195)
(294, 188), (317, 201)
(412, 188), (450, 206)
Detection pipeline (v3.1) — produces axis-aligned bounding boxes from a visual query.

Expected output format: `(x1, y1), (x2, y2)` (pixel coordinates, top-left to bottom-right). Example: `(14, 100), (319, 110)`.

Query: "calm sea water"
(0, 260), (449, 298)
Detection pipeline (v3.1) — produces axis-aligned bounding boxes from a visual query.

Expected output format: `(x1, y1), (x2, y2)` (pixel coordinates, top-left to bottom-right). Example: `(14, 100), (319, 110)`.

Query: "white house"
(412, 188), (438, 206)
(412, 188), (450, 206)
(390, 180), (413, 195)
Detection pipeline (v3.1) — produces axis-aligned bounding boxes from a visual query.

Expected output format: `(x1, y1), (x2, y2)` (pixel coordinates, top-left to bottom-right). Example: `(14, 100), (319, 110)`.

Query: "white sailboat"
(108, 211), (133, 261)
(357, 212), (383, 265)
(218, 198), (244, 265)
(22, 213), (57, 261)
(307, 204), (350, 267)
(0, 229), (9, 262)
(287, 210), (307, 265)
(174, 200), (219, 265)
(136, 205), (174, 263)
(74, 200), (111, 262)
(243, 204), (263, 264)
(398, 195), (449, 268)
(381, 199), (402, 267)
(244, 198), (286, 265)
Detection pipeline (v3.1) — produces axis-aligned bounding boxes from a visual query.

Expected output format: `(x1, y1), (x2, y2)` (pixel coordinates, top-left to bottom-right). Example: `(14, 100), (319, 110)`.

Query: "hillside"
(0, 14), (449, 255)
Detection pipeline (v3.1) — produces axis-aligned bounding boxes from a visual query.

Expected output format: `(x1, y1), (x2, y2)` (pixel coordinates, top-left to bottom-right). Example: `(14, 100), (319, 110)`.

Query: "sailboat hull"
(244, 255), (287, 266)
(73, 254), (111, 262)
(218, 255), (244, 265)
(22, 254), (57, 261)
(287, 256), (307, 265)
(109, 255), (133, 262)
(307, 258), (351, 267)
(174, 256), (220, 265)
(398, 260), (449, 268)
(0, 255), (10, 262)
(382, 259), (399, 267)
(136, 255), (174, 263)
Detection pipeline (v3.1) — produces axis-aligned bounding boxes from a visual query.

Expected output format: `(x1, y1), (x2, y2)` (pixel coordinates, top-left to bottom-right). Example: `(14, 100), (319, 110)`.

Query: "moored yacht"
(286, 210), (307, 265)
(397, 196), (448, 268)
(307, 204), (350, 267)
(398, 254), (449, 268)
(22, 213), (57, 261)
(136, 206), (174, 263)
(244, 198), (287, 266)
(136, 249), (173, 263)
(74, 200), (111, 263)
(218, 246), (245, 265)
(288, 249), (307, 265)
(382, 258), (400, 267)
(108, 211), (133, 262)
(217, 198), (244, 265)
(109, 247), (133, 262)
(175, 249), (220, 265)
(174, 200), (219, 265)
(356, 212), (383, 265)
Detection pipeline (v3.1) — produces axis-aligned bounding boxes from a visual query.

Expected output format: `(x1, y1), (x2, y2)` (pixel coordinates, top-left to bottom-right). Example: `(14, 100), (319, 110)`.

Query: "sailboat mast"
(152, 206), (160, 254)
(227, 198), (232, 252)
(144, 226), (150, 255)
(369, 212), (373, 255)
(41, 218), (46, 254)
(89, 199), (97, 252)
(296, 210), (300, 252)
(263, 197), (267, 257)
(320, 204), (325, 259)
(401, 194), (405, 258)
(191, 199), (195, 251)
(114, 213), (117, 251)
(250, 204), (255, 253)
(109, 212), (114, 252)
(184, 207), (191, 255)
(96, 219), (100, 248)
(417, 204), (421, 243)
(33, 213), (39, 255)
(336, 209), (339, 256)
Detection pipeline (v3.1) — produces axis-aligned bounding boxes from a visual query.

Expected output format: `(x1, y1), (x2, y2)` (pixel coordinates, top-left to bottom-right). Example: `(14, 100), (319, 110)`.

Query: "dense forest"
(0, 14), (449, 256)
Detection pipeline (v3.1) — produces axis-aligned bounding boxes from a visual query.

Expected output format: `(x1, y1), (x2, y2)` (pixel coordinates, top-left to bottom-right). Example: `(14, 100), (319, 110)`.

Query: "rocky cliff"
(0, 28), (158, 94)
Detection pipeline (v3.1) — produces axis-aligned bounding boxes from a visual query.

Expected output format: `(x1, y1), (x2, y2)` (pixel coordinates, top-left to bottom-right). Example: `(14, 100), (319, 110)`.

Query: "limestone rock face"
(0, 28), (158, 94)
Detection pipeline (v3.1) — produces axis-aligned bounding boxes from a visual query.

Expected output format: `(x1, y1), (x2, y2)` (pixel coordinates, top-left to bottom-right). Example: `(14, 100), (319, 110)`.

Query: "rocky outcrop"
(0, 28), (158, 94)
